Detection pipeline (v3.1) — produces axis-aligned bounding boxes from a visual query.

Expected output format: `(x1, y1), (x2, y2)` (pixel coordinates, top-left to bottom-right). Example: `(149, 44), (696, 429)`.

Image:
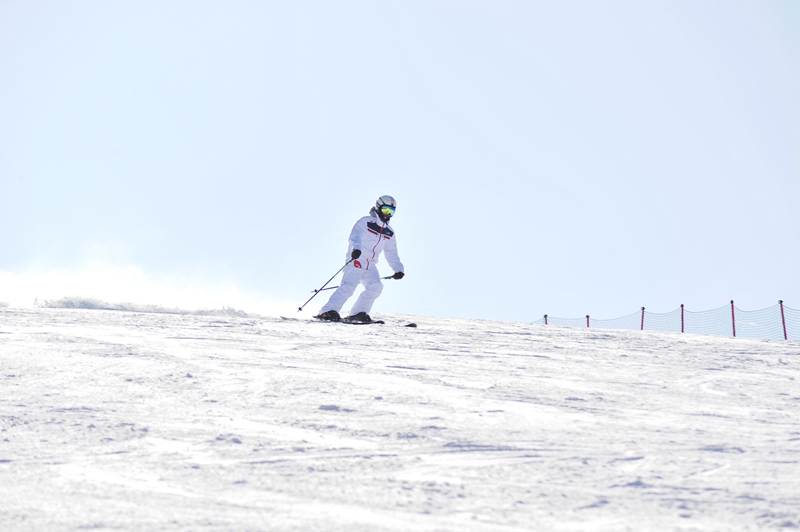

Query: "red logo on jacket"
(353, 260), (362, 269)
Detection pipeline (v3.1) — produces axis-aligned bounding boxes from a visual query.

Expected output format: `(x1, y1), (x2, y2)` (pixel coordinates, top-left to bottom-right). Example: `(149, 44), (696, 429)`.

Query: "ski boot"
(315, 310), (341, 322)
(343, 312), (372, 323)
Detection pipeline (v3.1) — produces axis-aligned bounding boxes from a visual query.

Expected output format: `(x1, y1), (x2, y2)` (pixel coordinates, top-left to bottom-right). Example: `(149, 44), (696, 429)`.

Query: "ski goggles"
(379, 205), (395, 217)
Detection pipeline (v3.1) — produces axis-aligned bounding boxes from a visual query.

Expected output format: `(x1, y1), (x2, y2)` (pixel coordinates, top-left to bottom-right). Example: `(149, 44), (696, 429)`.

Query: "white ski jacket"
(347, 208), (404, 273)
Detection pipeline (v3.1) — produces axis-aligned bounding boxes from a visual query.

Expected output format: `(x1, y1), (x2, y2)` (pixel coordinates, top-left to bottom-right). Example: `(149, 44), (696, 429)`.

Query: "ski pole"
(310, 275), (396, 293)
(297, 260), (353, 312)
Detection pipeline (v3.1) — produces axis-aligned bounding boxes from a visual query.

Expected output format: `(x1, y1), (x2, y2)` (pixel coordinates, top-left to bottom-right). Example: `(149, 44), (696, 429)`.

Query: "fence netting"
(591, 311), (641, 331)
(533, 302), (799, 341)
(543, 316), (588, 328)
(684, 305), (733, 337)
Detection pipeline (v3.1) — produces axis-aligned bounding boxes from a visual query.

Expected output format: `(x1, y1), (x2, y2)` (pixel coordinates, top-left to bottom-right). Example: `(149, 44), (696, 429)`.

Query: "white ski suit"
(320, 208), (404, 316)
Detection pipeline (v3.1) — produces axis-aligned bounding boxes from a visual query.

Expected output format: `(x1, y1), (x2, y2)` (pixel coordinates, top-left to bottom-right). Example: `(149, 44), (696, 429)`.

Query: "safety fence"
(532, 301), (800, 341)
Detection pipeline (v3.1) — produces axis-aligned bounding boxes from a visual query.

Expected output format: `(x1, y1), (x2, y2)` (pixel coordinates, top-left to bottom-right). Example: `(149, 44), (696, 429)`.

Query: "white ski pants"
(320, 264), (384, 316)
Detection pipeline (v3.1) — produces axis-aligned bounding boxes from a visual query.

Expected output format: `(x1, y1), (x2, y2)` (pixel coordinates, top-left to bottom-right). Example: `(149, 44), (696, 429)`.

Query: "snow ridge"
(38, 296), (251, 317)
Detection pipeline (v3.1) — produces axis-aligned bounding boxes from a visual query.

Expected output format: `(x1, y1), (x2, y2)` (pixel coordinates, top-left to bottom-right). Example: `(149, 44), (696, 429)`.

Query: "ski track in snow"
(1, 308), (799, 531)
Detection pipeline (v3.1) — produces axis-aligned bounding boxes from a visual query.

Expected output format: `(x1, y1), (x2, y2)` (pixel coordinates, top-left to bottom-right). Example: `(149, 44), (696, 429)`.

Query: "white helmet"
(375, 195), (396, 222)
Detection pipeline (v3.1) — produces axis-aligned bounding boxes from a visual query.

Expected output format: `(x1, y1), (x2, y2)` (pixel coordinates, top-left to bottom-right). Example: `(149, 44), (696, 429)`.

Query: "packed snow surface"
(1, 308), (799, 531)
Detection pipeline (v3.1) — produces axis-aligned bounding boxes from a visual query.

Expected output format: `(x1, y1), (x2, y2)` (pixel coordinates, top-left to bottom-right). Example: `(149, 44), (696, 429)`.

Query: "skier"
(316, 195), (405, 323)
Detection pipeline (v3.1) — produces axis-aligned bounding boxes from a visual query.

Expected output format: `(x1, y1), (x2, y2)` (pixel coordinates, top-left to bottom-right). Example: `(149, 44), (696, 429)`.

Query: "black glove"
(351, 249), (361, 260)
(393, 271), (405, 280)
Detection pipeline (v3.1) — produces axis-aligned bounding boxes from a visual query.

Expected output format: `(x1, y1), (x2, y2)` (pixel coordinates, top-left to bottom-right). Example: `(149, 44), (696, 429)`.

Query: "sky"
(1, 0), (799, 322)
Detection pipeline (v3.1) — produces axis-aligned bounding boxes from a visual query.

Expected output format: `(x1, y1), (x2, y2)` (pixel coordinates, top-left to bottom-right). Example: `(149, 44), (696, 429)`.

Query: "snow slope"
(1, 308), (799, 531)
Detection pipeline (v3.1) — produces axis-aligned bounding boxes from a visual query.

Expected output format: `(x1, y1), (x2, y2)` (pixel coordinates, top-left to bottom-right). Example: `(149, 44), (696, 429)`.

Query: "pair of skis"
(280, 316), (417, 328)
